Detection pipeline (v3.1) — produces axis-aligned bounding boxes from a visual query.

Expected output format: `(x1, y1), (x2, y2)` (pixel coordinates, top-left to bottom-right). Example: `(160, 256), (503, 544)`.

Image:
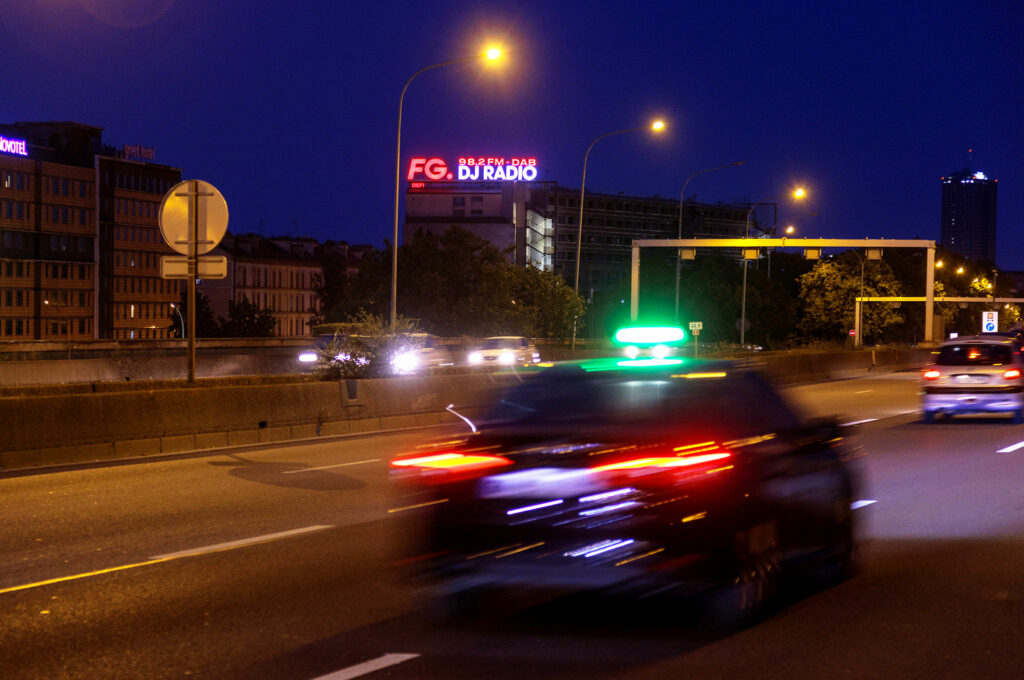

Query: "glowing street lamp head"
(651, 120), (666, 132)
(792, 187), (806, 200)
(936, 260), (944, 268)
(484, 46), (502, 60)
(956, 266), (965, 275)
(785, 225), (795, 235)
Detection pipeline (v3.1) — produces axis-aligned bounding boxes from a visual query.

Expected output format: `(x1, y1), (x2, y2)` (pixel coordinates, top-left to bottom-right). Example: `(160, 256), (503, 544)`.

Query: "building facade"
(204, 233), (322, 337)
(403, 167), (754, 301)
(941, 168), (998, 263)
(0, 121), (183, 342)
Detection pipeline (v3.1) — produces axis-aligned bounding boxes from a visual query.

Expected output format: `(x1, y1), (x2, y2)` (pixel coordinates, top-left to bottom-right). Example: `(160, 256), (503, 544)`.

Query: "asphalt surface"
(1, 371), (1022, 679)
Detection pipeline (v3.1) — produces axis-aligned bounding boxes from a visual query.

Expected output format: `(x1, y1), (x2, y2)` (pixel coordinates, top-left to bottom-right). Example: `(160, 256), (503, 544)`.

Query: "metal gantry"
(630, 237), (937, 344)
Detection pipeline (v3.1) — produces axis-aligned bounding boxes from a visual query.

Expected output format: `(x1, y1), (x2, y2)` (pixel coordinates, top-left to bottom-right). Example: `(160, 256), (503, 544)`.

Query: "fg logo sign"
(982, 311), (998, 333)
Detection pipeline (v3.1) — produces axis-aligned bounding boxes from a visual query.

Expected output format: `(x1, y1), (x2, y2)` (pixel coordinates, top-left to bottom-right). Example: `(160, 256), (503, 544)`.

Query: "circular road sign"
(158, 179), (229, 255)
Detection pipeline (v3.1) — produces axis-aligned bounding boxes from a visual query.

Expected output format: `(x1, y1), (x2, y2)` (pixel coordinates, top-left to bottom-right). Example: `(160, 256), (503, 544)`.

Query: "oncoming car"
(467, 336), (541, 366)
(391, 356), (860, 627)
(920, 334), (1024, 423)
(613, 325), (687, 359)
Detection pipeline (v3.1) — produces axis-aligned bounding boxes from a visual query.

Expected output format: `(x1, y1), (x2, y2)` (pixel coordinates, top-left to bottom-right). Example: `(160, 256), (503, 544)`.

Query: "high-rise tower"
(940, 164), (997, 263)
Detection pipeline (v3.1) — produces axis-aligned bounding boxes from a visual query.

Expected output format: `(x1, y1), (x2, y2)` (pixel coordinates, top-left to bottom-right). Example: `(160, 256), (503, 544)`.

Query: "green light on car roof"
(616, 357), (685, 368)
(614, 326), (685, 346)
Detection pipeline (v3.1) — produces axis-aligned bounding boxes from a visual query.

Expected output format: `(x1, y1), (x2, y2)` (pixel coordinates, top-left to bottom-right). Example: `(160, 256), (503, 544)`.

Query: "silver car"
(921, 334), (1024, 423)
(467, 336), (541, 367)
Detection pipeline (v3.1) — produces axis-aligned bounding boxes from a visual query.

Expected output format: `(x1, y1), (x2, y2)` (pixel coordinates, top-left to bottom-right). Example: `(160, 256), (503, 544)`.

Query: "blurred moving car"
(921, 334), (1024, 423)
(391, 354), (859, 627)
(391, 334), (454, 373)
(467, 336), (541, 366)
(297, 332), (451, 374)
(613, 325), (686, 359)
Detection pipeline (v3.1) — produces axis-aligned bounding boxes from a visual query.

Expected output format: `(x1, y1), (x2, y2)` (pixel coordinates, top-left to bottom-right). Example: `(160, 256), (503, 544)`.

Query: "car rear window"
(936, 344), (1013, 366)
(485, 369), (800, 437)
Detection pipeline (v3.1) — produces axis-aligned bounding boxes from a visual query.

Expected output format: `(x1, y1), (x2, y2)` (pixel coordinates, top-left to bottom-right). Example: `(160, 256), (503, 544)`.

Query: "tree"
(505, 265), (585, 338)
(798, 252), (904, 342)
(219, 296), (276, 337)
(170, 289), (220, 338)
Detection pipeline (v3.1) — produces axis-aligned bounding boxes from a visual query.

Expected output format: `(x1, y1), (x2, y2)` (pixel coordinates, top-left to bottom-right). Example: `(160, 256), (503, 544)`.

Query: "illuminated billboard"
(408, 156), (538, 182)
(0, 135), (28, 156)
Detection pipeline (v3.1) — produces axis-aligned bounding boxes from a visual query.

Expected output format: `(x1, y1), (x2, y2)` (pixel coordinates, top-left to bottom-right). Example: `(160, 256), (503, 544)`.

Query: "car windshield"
(484, 367), (800, 438)
(482, 338), (519, 349)
(936, 343), (1013, 366)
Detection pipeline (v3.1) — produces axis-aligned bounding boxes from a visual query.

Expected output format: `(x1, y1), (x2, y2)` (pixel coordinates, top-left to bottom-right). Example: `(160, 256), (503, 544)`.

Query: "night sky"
(4, 1), (1022, 269)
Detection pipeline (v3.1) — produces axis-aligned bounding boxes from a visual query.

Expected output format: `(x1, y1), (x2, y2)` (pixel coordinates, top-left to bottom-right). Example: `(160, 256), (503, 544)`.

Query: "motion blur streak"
(387, 499), (449, 514)
(851, 500), (877, 510)
(506, 500), (564, 515)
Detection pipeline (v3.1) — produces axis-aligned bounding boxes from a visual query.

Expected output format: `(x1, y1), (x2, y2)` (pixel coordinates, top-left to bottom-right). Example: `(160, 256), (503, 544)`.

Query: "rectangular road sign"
(688, 321), (703, 330)
(160, 255), (228, 279)
(982, 311), (998, 333)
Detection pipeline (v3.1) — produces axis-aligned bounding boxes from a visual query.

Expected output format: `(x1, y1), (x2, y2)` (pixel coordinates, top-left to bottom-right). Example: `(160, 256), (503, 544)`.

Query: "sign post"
(688, 321), (703, 356)
(158, 180), (229, 383)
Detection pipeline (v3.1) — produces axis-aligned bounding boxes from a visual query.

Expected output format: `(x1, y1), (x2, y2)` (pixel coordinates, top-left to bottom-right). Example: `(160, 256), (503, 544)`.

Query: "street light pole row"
(674, 161), (745, 323)
(390, 47), (502, 328)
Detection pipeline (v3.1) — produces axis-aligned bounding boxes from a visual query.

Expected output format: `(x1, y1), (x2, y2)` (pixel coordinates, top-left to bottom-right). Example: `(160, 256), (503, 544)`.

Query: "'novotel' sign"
(408, 156), (538, 182)
(0, 135), (28, 156)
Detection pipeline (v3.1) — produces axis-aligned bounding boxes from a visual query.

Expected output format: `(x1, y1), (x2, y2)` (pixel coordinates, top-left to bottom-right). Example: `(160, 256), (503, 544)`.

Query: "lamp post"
(390, 46), (503, 328)
(571, 119), (665, 347)
(739, 188), (806, 346)
(170, 302), (185, 339)
(674, 160), (745, 323)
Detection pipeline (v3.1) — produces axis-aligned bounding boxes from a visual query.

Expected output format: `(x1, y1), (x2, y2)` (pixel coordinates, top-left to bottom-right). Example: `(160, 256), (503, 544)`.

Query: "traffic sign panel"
(688, 321), (703, 330)
(982, 311), (998, 333)
(161, 255), (227, 279)
(158, 179), (228, 255)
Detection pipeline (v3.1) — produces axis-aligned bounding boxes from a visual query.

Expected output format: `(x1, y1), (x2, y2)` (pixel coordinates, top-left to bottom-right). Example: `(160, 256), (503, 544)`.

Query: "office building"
(941, 167), (998, 263)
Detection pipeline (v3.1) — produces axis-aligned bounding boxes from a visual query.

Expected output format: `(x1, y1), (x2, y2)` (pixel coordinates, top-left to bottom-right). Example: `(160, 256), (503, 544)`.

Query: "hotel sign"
(408, 156), (538, 182)
(118, 144), (156, 162)
(0, 135), (28, 156)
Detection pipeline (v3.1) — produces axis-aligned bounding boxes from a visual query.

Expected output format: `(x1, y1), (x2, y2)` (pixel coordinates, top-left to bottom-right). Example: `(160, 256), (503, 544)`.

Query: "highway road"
(1, 370), (1022, 679)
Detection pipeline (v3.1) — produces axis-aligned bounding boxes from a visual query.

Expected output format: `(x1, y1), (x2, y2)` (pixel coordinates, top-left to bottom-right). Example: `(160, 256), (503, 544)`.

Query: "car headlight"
(392, 351), (420, 373)
(499, 351), (516, 364)
(468, 351), (483, 364)
(651, 344), (670, 359)
(298, 352), (317, 363)
(623, 345), (640, 359)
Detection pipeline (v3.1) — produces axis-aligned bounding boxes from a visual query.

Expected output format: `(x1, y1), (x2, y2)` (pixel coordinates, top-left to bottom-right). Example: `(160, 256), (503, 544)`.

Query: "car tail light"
(590, 441), (734, 487)
(390, 451), (512, 485)
(1004, 368), (1021, 380)
(922, 369), (941, 380)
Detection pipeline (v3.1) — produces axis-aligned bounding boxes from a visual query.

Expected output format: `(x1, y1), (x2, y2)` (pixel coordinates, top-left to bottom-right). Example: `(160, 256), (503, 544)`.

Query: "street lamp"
(852, 248), (883, 347)
(390, 45), (504, 328)
(170, 303), (185, 339)
(674, 160), (746, 323)
(739, 187), (806, 346)
(571, 119), (665, 347)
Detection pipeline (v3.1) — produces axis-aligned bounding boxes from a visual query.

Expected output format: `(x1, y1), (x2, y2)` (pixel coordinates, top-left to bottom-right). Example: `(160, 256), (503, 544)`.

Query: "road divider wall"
(0, 348), (931, 471)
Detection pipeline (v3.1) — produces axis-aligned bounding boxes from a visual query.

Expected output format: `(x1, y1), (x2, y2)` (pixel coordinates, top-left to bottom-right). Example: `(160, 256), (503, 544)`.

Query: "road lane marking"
(841, 418), (878, 427)
(388, 498), (448, 513)
(0, 525), (335, 596)
(282, 459), (379, 474)
(150, 525), (333, 559)
(313, 653), (420, 680)
(854, 390), (873, 394)
(997, 440), (1024, 453)
(851, 500), (877, 510)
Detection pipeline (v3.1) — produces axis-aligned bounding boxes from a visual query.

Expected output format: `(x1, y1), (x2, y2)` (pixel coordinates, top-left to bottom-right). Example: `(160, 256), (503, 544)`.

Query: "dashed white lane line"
(312, 653), (420, 680)
(150, 525), (334, 560)
(282, 459), (379, 474)
(841, 418), (878, 427)
(997, 440), (1024, 453)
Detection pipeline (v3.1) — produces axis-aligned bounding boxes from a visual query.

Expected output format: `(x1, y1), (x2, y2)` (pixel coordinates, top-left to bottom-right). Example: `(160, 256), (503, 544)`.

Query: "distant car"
(921, 334), (1024, 423)
(298, 332), (451, 374)
(391, 357), (859, 627)
(391, 334), (454, 373)
(467, 336), (541, 366)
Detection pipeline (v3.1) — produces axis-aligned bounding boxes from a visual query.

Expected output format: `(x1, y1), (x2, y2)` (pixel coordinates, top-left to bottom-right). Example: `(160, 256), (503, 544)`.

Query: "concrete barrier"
(0, 349), (931, 472)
